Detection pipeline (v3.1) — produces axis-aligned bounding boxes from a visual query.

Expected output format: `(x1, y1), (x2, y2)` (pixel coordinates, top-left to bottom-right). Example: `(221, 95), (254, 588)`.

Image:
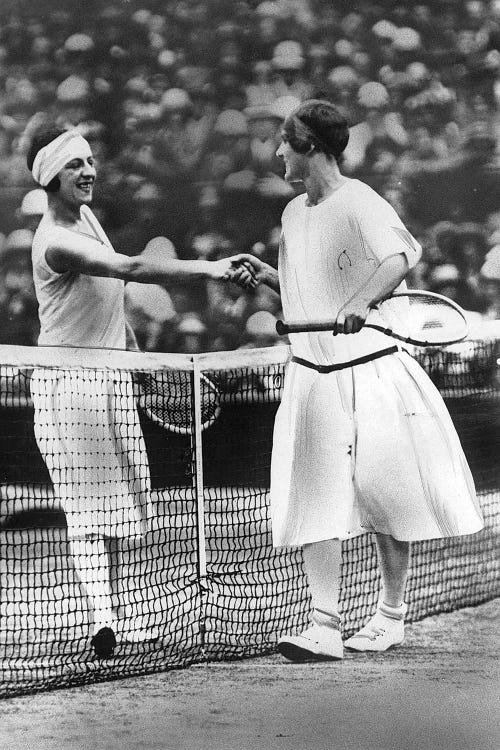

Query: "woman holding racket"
(234, 100), (483, 662)
(26, 125), (256, 659)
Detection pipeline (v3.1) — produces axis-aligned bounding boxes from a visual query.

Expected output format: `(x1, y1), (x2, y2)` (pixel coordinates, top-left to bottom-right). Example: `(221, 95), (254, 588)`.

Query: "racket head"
(372, 290), (469, 347)
(275, 290), (469, 346)
(137, 370), (221, 435)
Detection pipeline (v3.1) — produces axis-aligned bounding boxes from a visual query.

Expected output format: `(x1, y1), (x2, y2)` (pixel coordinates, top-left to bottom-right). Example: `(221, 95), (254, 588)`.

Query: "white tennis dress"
(271, 180), (483, 547)
(30, 206), (152, 539)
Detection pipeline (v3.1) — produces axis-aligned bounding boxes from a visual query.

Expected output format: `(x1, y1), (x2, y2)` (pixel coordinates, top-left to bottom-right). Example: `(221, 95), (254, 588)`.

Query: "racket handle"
(276, 319), (337, 335)
(276, 320), (398, 339)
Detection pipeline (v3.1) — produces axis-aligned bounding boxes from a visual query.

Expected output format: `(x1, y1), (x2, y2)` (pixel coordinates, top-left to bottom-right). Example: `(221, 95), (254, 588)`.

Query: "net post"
(192, 355), (208, 652)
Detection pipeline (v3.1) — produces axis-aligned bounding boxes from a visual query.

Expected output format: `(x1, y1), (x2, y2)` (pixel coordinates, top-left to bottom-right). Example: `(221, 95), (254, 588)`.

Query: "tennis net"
(0, 339), (499, 697)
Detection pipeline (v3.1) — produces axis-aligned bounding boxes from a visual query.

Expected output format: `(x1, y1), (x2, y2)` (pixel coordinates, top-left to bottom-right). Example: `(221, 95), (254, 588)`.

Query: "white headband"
(31, 131), (92, 187)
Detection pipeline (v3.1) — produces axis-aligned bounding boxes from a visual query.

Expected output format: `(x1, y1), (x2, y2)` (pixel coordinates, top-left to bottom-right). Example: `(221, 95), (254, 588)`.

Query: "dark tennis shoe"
(90, 626), (117, 659)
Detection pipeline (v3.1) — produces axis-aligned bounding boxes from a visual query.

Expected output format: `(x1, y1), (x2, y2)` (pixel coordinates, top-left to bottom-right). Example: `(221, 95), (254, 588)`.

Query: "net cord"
(0, 344), (292, 372)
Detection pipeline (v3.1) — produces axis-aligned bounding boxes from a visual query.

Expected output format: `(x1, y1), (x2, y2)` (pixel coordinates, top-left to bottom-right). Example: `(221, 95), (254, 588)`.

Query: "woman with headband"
(27, 126), (256, 659)
(233, 99), (483, 661)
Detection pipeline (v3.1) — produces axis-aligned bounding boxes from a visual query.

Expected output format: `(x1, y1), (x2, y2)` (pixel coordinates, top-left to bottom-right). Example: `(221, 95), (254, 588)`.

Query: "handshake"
(209, 254), (270, 290)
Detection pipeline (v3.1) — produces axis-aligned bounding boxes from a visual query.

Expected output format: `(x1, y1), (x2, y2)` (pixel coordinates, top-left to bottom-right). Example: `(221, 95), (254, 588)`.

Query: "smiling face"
(57, 149), (96, 208)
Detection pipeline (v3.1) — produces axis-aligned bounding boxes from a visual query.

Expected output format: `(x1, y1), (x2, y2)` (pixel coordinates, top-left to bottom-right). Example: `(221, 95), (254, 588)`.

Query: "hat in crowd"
(245, 311), (279, 339)
(175, 65), (211, 95)
(20, 189), (48, 216)
(125, 282), (176, 323)
(243, 102), (278, 121)
(142, 235), (178, 262)
(252, 60), (273, 75)
(133, 183), (162, 203)
(12, 78), (37, 104)
(480, 246), (500, 280)
(3, 229), (34, 253)
(328, 65), (360, 89)
(177, 313), (207, 335)
(198, 184), (220, 209)
(392, 27), (421, 52)
(456, 222), (488, 253)
(309, 44), (330, 60)
(432, 220), (458, 241)
(223, 169), (255, 192)
(268, 95), (301, 121)
(158, 49), (177, 69)
(125, 76), (149, 96)
(428, 264), (461, 286)
(160, 88), (193, 112)
(334, 39), (354, 61)
(214, 109), (248, 136)
(56, 75), (90, 102)
(357, 81), (390, 109)
(272, 41), (305, 70)
(406, 62), (430, 84)
(131, 9), (152, 25)
(371, 20), (397, 40)
(64, 33), (94, 53)
(255, 1), (284, 18)
(75, 120), (106, 140)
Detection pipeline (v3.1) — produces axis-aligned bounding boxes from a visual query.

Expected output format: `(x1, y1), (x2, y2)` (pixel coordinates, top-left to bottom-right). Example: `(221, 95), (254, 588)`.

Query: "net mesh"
(0, 340), (499, 697)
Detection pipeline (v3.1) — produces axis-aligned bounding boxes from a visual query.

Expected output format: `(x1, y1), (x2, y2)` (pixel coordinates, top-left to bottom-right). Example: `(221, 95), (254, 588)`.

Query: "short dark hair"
(26, 126), (67, 192)
(282, 99), (350, 162)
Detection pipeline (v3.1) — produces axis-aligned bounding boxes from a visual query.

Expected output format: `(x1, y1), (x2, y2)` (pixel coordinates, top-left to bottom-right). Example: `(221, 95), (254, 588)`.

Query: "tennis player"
(26, 125), (256, 659)
(233, 100), (484, 661)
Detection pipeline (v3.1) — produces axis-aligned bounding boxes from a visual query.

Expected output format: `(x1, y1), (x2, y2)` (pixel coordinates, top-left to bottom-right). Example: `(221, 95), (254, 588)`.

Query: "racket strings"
(137, 372), (221, 434)
(376, 294), (468, 344)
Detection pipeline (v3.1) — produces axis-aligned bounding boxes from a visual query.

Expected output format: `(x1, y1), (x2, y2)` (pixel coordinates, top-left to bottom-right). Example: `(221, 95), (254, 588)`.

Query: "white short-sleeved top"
(278, 179), (422, 365)
(32, 205), (126, 349)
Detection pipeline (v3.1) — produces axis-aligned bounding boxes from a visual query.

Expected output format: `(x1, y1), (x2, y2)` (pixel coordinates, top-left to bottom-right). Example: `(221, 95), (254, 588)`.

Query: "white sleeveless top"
(32, 205), (126, 349)
(278, 179), (422, 366)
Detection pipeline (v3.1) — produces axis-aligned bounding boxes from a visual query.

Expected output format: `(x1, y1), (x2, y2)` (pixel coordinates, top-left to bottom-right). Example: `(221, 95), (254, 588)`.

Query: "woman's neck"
(303, 162), (348, 206)
(48, 196), (82, 227)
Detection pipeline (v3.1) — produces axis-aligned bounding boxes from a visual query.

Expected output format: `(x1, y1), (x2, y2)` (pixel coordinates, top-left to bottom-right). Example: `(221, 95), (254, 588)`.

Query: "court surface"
(0, 598), (498, 750)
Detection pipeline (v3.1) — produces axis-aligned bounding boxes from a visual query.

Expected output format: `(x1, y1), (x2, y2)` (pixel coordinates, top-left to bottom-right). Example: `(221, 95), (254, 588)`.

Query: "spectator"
(1, 1), (500, 351)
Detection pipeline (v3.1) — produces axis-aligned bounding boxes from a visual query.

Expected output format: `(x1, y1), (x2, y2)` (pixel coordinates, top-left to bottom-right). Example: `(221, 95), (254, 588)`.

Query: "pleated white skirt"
(270, 350), (484, 547)
(30, 369), (152, 539)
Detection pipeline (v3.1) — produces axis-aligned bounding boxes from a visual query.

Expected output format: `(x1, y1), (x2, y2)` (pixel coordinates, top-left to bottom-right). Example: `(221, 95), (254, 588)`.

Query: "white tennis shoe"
(278, 611), (343, 662)
(344, 602), (407, 652)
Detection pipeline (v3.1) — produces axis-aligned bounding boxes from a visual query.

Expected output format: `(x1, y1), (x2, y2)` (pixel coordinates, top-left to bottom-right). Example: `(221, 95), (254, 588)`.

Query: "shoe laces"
(363, 624), (386, 640)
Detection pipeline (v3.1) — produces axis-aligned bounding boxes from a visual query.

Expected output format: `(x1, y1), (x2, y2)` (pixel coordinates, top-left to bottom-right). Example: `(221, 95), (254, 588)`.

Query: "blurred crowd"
(1, 0), (500, 352)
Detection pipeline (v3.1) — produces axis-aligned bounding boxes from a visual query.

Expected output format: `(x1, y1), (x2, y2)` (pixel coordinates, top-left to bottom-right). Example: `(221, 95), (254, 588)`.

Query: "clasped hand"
(334, 298), (370, 335)
(217, 254), (266, 290)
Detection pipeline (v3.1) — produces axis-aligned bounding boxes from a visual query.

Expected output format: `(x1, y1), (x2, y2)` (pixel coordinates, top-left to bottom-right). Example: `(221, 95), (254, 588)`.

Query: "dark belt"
(291, 346), (398, 373)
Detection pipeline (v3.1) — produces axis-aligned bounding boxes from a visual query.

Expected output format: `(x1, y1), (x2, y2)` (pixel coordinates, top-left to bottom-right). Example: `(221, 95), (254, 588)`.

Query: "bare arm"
(229, 254), (281, 295)
(335, 253), (409, 334)
(45, 233), (256, 287)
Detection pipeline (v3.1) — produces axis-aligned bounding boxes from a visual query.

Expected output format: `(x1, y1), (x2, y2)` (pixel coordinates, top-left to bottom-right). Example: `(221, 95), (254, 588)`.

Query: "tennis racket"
(276, 290), (469, 347)
(136, 370), (221, 435)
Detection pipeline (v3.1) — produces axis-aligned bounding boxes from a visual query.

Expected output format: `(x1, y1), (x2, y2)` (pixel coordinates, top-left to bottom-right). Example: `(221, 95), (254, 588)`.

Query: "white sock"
(378, 600), (407, 621)
(303, 539), (342, 621)
(313, 609), (341, 630)
(69, 538), (115, 628)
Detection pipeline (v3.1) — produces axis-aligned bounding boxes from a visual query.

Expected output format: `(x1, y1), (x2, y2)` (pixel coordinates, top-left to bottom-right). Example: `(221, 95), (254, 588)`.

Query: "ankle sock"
(312, 608), (341, 630)
(378, 601), (407, 621)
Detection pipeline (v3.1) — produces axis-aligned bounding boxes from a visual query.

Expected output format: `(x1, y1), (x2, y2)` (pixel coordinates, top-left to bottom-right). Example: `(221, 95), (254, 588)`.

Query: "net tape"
(0, 339), (499, 697)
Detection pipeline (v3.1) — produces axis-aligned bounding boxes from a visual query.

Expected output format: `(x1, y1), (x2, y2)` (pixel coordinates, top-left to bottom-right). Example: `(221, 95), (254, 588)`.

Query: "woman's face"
(58, 150), (96, 208)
